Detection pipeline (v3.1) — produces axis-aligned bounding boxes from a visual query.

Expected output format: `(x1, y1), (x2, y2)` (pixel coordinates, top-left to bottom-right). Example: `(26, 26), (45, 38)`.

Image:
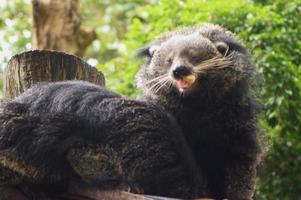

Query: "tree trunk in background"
(3, 50), (105, 99)
(32, 0), (96, 57)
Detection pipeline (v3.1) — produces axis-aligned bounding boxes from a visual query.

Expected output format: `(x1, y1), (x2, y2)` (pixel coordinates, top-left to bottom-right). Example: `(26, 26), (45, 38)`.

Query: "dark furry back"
(0, 81), (204, 198)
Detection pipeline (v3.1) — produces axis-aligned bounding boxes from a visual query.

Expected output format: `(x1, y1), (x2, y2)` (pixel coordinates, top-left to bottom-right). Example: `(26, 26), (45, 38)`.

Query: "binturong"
(136, 23), (264, 200)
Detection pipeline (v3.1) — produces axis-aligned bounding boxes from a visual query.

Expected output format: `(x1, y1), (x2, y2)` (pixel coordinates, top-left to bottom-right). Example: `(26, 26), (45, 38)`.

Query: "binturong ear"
(135, 45), (160, 58)
(135, 46), (151, 58)
(215, 41), (229, 56)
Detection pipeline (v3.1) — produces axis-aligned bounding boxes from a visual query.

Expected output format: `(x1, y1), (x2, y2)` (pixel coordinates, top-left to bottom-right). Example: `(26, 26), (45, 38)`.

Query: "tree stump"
(32, 0), (96, 57)
(4, 50), (105, 99)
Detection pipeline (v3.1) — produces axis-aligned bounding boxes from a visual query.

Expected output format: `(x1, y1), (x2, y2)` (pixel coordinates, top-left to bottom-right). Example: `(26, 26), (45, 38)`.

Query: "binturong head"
(136, 24), (254, 101)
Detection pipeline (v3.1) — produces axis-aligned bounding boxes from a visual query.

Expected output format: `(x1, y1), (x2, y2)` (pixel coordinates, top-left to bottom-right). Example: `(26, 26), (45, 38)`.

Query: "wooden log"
(55, 181), (180, 200)
(0, 187), (156, 200)
(3, 50), (105, 99)
(0, 182), (215, 200)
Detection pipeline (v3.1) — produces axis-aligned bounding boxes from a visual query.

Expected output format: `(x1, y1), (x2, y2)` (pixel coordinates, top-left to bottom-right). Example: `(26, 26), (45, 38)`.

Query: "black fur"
(0, 81), (204, 198)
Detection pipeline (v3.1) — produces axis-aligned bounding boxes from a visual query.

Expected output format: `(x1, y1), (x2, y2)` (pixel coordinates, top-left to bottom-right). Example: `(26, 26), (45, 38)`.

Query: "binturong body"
(136, 24), (263, 199)
(0, 81), (204, 199)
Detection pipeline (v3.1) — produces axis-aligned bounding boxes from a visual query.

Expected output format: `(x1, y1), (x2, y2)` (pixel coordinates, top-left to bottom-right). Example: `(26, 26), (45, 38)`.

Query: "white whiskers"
(145, 53), (233, 94)
(194, 53), (233, 74)
(146, 74), (174, 94)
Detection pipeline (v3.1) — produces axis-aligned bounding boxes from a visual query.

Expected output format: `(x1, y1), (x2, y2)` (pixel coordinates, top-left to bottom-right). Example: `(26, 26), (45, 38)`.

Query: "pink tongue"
(176, 79), (190, 89)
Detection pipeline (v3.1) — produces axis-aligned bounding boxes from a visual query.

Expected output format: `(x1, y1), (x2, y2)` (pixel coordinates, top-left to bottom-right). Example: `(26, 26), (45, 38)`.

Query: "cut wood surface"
(4, 50), (105, 99)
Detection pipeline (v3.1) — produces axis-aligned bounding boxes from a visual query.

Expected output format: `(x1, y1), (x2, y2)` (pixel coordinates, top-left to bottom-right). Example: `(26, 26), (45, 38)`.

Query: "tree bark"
(32, 0), (96, 57)
(3, 50), (105, 99)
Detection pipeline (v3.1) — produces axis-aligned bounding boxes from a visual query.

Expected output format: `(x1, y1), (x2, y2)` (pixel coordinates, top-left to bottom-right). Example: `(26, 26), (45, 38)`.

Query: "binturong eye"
(215, 42), (229, 56)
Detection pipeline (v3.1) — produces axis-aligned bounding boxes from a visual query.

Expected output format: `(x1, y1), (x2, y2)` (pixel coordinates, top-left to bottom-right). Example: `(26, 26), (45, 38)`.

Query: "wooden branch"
(56, 182), (164, 200)
(32, 0), (96, 56)
(0, 181), (216, 200)
(0, 186), (155, 200)
(4, 50), (105, 99)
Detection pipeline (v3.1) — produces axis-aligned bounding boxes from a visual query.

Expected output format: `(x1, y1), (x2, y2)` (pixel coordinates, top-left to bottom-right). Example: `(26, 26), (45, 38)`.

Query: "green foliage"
(0, 0), (300, 199)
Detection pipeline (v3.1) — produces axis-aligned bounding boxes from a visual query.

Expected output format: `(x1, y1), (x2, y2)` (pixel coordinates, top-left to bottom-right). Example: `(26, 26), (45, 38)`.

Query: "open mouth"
(175, 74), (196, 91)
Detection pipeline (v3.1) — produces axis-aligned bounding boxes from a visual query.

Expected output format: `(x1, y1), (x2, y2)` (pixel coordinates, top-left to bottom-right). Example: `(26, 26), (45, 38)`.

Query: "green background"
(0, 0), (300, 199)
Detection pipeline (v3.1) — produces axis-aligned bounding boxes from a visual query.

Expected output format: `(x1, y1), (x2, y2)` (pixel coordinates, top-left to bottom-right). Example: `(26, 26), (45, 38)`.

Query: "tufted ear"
(135, 45), (160, 58)
(135, 46), (150, 58)
(215, 41), (229, 56)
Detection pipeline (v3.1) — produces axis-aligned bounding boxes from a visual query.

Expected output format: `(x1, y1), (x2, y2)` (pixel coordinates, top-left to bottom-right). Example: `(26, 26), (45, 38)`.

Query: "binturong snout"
(172, 65), (192, 79)
(171, 65), (196, 91)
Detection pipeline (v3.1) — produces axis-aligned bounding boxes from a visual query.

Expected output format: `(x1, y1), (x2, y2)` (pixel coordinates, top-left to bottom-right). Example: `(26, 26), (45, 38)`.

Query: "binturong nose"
(172, 65), (192, 79)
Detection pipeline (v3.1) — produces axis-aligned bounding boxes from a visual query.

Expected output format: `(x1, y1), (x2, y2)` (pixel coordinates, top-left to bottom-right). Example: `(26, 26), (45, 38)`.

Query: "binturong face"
(136, 24), (252, 99)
